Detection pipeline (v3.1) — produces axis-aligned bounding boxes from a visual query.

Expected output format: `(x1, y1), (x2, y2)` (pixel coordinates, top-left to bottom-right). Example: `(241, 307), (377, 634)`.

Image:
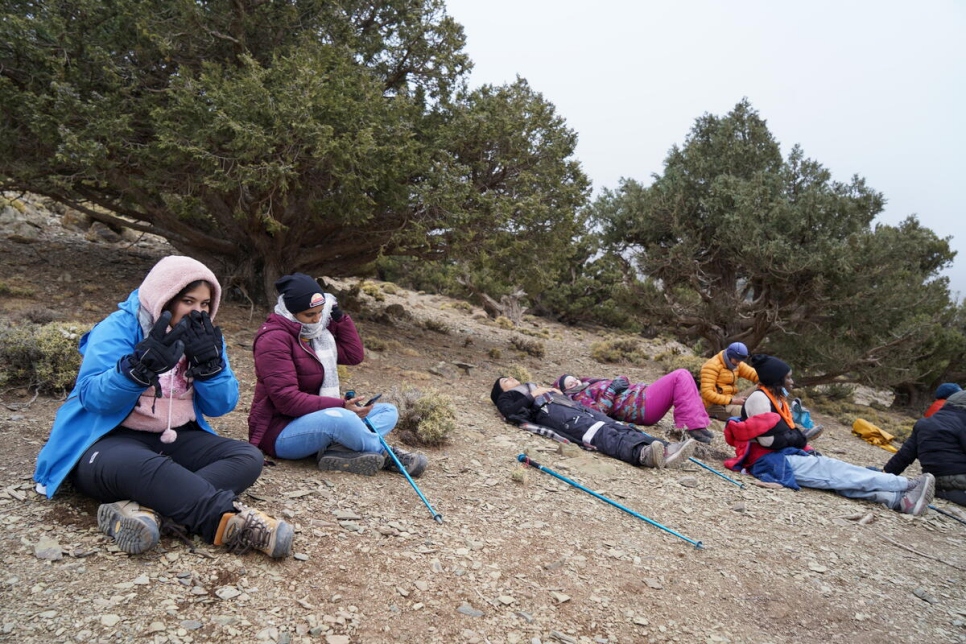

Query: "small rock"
(100, 615), (120, 627)
(216, 586), (242, 600)
(731, 502), (746, 513)
(808, 562), (828, 573)
(644, 578), (663, 590)
(498, 595), (515, 605)
(913, 588), (938, 604)
(34, 537), (63, 561)
(550, 591), (571, 604)
(678, 476), (699, 488)
(293, 553), (309, 561)
(181, 620), (203, 630)
(457, 603), (484, 617)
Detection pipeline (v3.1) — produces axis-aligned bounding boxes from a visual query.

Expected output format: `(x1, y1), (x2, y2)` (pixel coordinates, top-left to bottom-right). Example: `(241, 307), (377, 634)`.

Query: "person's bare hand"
(532, 386), (559, 397)
(732, 396), (746, 405)
(345, 396), (372, 420)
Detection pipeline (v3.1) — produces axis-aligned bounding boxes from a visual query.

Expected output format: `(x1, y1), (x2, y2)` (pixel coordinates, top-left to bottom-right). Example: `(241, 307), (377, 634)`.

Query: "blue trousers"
(274, 403), (399, 459)
(786, 454), (909, 509)
(71, 423), (263, 541)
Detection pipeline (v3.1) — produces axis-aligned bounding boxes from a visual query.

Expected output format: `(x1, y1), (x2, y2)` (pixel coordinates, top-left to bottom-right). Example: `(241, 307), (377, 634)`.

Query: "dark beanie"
(935, 382), (962, 400)
(491, 377), (506, 406)
(554, 374), (572, 391)
(275, 273), (325, 314)
(749, 354), (790, 388)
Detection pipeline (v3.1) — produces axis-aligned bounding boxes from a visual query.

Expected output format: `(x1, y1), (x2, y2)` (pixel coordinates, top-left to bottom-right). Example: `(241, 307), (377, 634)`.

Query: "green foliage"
(0, 322), (89, 393)
(509, 336), (545, 358)
(392, 388), (457, 446)
(654, 352), (705, 380)
(590, 338), (648, 365)
(590, 99), (959, 397)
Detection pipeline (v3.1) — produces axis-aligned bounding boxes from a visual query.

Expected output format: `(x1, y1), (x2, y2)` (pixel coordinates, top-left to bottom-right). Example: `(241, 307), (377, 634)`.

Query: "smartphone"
(363, 393), (382, 406)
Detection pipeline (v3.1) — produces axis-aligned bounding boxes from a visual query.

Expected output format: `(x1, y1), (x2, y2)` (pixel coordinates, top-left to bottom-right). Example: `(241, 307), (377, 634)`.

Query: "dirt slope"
(0, 205), (964, 644)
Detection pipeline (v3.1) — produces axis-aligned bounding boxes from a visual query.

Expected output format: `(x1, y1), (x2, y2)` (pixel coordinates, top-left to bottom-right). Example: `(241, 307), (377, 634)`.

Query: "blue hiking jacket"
(33, 290), (238, 497)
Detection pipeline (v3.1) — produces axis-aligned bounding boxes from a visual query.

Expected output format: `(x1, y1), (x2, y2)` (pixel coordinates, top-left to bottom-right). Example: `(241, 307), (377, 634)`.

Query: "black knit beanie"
(749, 354), (791, 388)
(491, 377), (506, 406)
(275, 273), (325, 314)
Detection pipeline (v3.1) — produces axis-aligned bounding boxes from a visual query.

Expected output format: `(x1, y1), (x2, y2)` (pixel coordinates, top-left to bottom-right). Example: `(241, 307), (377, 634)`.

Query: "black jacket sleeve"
(883, 424), (919, 475)
(495, 390), (535, 424)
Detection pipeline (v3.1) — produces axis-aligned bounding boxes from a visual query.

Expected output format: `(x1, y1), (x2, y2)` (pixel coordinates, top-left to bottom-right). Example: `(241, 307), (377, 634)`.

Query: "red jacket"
(248, 313), (365, 456)
(724, 412), (783, 471)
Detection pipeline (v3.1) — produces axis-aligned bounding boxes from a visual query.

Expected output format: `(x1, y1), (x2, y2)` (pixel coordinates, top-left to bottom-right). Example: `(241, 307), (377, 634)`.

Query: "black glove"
(607, 376), (629, 396)
(122, 311), (187, 392)
(327, 293), (344, 322)
(182, 310), (224, 380)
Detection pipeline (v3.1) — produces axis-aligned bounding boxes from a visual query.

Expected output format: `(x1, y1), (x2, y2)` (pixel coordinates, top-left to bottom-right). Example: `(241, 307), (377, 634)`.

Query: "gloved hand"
(607, 376), (629, 396)
(182, 310), (224, 380)
(122, 311), (187, 392)
(326, 293), (344, 322)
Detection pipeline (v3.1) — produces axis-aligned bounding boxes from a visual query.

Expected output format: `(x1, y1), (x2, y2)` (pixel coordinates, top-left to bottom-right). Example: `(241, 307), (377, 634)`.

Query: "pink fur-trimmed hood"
(138, 256), (222, 321)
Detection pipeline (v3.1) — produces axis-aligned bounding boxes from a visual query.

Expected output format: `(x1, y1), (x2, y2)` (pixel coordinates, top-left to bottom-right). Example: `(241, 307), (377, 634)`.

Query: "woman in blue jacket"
(33, 256), (292, 558)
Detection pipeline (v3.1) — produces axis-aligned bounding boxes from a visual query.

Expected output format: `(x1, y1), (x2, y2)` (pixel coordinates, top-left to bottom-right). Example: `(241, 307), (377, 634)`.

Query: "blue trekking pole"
(348, 392), (443, 523)
(631, 426), (744, 488)
(930, 504), (966, 527)
(517, 454), (703, 549)
(687, 457), (745, 488)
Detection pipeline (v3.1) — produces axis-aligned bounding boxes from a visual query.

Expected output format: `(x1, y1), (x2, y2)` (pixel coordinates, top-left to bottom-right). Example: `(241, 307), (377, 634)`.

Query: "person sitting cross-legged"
(883, 390), (966, 508)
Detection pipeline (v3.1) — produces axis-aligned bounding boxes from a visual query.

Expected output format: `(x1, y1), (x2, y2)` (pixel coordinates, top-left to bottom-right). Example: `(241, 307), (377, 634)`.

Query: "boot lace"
(224, 509), (271, 555)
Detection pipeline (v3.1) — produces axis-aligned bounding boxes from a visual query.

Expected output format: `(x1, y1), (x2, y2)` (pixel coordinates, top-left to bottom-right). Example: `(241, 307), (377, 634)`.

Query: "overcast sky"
(444, 0), (966, 298)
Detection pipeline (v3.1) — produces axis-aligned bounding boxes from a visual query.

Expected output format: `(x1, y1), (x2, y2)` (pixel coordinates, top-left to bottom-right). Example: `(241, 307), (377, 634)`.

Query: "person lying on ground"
(883, 389), (966, 508)
(33, 256), (293, 558)
(725, 411), (935, 515)
(924, 382), (963, 418)
(700, 342), (759, 421)
(741, 354), (824, 442)
(491, 377), (697, 469)
(554, 370), (715, 444)
(248, 272), (426, 478)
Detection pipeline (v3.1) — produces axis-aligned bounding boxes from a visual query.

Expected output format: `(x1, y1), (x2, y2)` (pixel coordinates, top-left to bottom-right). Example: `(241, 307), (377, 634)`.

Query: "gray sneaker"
(802, 425), (824, 441)
(664, 438), (697, 469)
(384, 446), (428, 478)
(317, 444), (386, 476)
(687, 428), (714, 444)
(898, 473), (936, 516)
(97, 500), (160, 554)
(638, 443), (666, 468)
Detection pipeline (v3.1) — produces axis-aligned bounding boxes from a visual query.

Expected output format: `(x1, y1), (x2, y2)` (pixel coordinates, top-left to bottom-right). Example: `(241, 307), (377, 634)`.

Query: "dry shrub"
(0, 322), (89, 393)
(590, 338), (648, 364)
(488, 348), (502, 359)
(509, 336), (544, 358)
(422, 318), (451, 334)
(366, 337), (389, 352)
(392, 388), (457, 446)
(496, 316), (514, 329)
(380, 283), (400, 295)
(654, 352), (705, 379)
(506, 365), (532, 384)
(361, 282), (386, 302)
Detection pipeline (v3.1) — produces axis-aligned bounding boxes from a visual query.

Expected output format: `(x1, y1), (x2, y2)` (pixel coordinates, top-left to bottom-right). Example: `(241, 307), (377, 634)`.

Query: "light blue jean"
(786, 454), (909, 509)
(274, 403), (399, 460)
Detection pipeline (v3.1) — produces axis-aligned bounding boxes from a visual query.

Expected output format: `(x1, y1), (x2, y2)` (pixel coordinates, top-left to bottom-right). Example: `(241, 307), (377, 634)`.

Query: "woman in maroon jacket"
(248, 273), (426, 477)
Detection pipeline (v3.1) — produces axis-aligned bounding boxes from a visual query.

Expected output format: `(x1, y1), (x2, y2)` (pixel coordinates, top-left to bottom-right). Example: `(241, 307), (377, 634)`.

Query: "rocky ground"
(1, 196), (965, 644)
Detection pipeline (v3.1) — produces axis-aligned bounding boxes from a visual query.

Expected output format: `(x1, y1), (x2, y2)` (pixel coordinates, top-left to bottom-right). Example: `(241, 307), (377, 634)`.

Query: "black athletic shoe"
(384, 446), (428, 478)
(687, 428), (714, 444)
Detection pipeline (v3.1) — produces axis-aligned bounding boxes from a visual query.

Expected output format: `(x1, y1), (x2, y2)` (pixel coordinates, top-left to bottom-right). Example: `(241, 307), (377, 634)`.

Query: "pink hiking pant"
(640, 369), (710, 430)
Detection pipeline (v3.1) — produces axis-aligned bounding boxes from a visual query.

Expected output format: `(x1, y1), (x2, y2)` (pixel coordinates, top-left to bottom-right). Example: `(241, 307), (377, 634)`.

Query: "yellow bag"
(851, 418), (898, 453)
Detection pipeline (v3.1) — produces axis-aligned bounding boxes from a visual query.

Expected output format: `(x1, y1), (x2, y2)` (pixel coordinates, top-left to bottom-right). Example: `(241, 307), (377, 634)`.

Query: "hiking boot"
(214, 503), (294, 558)
(96, 500), (160, 555)
(317, 444), (386, 476)
(664, 438), (697, 469)
(687, 428), (714, 444)
(638, 442), (666, 468)
(803, 425), (824, 441)
(384, 446), (428, 478)
(898, 473), (936, 516)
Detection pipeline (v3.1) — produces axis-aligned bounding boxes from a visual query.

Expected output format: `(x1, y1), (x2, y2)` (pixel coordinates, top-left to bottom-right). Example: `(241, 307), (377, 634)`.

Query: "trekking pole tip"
(434, 514), (444, 524)
(695, 541), (704, 549)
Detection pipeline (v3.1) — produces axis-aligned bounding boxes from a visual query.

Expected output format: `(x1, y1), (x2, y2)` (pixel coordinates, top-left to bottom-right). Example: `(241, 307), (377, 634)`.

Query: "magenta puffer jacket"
(248, 313), (364, 456)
